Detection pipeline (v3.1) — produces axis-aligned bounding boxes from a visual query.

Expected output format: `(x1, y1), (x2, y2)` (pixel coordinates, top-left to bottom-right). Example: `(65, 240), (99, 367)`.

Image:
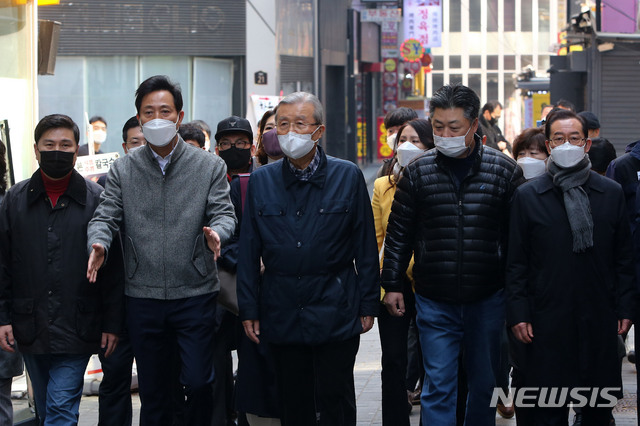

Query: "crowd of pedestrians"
(0, 77), (637, 426)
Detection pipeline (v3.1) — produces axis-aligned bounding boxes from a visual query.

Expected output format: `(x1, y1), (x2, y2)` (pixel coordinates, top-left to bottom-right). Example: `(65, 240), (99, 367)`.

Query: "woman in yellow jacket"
(372, 118), (433, 426)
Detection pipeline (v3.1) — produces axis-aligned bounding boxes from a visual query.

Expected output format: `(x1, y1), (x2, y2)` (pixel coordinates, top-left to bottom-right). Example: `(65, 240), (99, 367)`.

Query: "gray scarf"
(547, 156), (593, 253)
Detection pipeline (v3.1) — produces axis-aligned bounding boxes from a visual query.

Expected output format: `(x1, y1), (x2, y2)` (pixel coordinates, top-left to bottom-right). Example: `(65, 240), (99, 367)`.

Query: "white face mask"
(93, 130), (107, 144)
(396, 142), (424, 167)
(517, 156), (547, 179)
(277, 127), (320, 160)
(386, 133), (397, 151)
(433, 126), (472, 157)
(126, 145), (144, 155)
(141, 118), (179, 147)
(550, 142), (586, 169)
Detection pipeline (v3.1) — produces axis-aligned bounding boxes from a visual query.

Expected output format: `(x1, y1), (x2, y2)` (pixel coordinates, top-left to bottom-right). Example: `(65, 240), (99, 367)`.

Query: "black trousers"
(378, 289), (416, 426)
(98, 331), (134, 426)
(127, 293), (217, 426)
(270, 335), (360, 426)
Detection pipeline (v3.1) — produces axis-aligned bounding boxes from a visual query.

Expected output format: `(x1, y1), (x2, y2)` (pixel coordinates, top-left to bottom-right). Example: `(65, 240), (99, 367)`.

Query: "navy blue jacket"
(237, 147), (379, 345)
(605, 140), (640, 233)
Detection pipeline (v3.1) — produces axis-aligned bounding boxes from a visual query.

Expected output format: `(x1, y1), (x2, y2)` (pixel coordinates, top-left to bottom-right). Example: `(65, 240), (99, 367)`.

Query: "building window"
(504, 0), (516, 31)
(432, 74), (444, 92)
(521, 55), (533, 69)
(487, 73), (499, 100)
(488, 55), (499, 70)
(504, 55), (516, 70)
(521, 0), (533, 31)
(432, 55), (444, 71)
(469, 1), (481, 31)
(487, 0), (499, 32)
(469, 74), (482, 98)
(450, 55), (462, 69)
(539, 0), (550, 32)
(449, 74), (463, 85)
(449, 0), (461, 32)
(470, 55), (482, 69)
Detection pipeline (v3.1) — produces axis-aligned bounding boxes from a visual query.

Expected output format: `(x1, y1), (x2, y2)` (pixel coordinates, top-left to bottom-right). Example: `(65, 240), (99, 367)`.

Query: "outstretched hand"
(87, 243), (105, 283)
(203, 227), (221, 261)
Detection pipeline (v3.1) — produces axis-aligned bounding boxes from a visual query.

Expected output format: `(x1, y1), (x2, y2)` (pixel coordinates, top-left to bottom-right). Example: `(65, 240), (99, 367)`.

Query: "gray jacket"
(87, 138), (237, 300)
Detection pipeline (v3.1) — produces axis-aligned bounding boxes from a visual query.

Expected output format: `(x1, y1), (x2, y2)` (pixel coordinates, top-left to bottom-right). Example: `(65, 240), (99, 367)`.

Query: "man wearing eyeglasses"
(506, 109), (635, 423)
(215, 116), (255, 176)
(237, 92), (379, 425)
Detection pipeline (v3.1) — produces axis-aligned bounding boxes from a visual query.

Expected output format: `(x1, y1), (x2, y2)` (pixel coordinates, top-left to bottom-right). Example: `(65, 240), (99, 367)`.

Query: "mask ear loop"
(310, 125), (321, 142)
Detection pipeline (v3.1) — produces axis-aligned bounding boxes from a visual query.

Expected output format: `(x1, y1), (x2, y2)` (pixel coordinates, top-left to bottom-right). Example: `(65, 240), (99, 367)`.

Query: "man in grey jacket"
(86, 75), (236, 425)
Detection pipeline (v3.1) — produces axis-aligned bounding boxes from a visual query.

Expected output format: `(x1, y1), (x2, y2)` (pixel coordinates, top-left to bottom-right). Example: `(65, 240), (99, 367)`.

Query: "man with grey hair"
(237, 91), (379, 425)
(382, 83), (524, 425)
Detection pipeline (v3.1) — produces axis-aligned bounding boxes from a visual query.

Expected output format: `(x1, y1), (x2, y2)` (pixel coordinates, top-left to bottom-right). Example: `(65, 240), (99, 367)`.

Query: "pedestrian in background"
(374, 118), (432, 426)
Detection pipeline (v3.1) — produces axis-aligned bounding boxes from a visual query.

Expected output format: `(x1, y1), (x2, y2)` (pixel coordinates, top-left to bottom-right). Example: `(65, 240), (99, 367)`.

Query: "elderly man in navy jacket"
(238, 92), (379, 426)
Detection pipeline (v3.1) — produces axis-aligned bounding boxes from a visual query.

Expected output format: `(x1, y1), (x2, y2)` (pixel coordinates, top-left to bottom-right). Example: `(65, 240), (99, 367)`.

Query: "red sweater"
(41, 170), (71, 207)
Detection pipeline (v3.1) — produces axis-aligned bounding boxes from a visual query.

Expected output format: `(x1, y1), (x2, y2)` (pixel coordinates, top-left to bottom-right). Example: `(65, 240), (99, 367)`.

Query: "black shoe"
(628, 350), (636, 364)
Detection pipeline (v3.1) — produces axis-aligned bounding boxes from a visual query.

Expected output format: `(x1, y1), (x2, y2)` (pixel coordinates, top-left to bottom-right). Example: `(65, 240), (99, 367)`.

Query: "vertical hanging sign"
(403, 0), (442, 48)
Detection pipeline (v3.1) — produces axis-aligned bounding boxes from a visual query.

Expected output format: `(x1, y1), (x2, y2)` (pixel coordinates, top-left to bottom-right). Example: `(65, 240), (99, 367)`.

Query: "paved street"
(10, 321), (638, 425)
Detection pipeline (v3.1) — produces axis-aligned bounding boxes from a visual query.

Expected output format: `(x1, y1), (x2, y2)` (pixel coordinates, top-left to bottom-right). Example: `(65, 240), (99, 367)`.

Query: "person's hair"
(482, 100), (503, 114)
(0, 141), (7, 195)
(178, 124), (206, 148)
(135, 75), (183, 114)
(588, 137), (617, 174)
(429, 83), (480, 123)
(121, 116), (140, 143)
(34, 114), (80, 146)
(384, 107), (418, 130)
(385, 119), (434, 191)
(190, 119), (211, 139)
(554, 99), (576, 112)
(544, 109), (588, 140)
(512, 127), (548, 159)
(275, 92), (324, 125)
(89, 116), (107, 127)
(256, 108), (277, 166)
(577, 111), (600, 130)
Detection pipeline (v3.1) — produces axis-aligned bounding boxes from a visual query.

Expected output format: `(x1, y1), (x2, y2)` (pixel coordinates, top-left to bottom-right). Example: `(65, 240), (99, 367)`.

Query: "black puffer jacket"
(382, 140), (524, 304)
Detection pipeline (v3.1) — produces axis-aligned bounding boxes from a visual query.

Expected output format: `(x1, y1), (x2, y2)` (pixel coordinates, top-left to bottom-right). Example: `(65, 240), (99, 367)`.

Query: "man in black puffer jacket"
(381, 83), (524, 426)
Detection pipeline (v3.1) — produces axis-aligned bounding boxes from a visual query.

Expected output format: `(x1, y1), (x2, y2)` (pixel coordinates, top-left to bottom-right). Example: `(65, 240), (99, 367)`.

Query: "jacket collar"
(27, 169), (87, 206)
(282, 145), (327, 189)
(535, 170), (604, 194)
(142, 135), (187, 169)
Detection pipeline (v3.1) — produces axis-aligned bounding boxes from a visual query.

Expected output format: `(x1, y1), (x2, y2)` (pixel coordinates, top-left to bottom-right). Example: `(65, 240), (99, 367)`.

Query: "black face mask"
(39, 150), (75, 179)
(219, 146), (251, 171)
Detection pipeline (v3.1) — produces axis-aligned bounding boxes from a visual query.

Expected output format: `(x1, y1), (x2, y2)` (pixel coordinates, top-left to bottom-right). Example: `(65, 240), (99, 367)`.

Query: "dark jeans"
(270, 335), (360, 426)
(127, 293), (217, 426)
(378, 289), (416, 426)
(98, 331), (134, 426)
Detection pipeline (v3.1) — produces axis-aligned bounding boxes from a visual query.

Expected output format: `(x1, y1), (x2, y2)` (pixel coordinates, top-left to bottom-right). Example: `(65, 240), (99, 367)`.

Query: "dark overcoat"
(506, 171), (636, 392)
(0, 170), (124, 355)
